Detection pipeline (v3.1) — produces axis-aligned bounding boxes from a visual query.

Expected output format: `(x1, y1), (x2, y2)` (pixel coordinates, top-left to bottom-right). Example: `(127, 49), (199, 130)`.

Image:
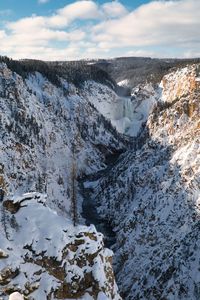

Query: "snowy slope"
(0, 62), (128, 299)
(0, 63), (127, 218)
(85, 64), (200, 299)
(0, 193), (121, 300)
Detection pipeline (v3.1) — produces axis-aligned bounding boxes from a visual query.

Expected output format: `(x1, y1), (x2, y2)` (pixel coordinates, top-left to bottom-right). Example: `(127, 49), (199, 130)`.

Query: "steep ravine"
(79, 149), (127, 248)
(86, 64), (200, 300)
(80, 179), (116, 248)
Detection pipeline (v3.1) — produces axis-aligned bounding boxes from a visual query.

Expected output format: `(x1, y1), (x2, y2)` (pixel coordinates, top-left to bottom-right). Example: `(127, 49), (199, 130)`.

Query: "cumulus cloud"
(7, 1), (101, 32)
(93, 0), (200, 48)
(0, 0), (199, 60)
(0, 30), (6, 39)
(102, 1), (128, 18)
(48, 1), (101, 28)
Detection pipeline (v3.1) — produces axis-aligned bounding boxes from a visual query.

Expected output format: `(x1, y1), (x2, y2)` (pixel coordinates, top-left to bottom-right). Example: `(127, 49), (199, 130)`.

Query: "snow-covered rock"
(9, 292), (24, 300)
(161, 64), (200, 103)
(0, 193), (121, 300)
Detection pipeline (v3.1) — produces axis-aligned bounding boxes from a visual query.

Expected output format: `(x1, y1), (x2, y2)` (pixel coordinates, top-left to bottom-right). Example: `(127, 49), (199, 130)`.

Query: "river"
(79, 151), (123, 248)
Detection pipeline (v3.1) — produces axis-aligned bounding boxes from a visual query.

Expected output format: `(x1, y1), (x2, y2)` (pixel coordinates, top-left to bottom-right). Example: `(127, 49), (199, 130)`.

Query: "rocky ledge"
(0, 193), (121, 300)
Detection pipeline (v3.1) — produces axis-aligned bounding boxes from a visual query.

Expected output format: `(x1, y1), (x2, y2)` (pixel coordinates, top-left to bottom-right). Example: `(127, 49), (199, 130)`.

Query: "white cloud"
(0, 0), (200, 60)
(0, 30), (6, 39)
(7, 16), (46, 32)
(7, 1), (101, 31)
(48, 1), (101, 28)
(92, 0), (200, 48)
(102, 1), (128, 18)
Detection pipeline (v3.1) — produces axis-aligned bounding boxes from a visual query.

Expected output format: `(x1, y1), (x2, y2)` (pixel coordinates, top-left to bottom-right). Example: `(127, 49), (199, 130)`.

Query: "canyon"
(0, 57), (199, 299)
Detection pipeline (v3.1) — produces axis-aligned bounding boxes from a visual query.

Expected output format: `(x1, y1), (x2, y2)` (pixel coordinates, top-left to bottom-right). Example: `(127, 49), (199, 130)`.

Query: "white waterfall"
(86, 81), (156, 137)
(123, 97), (135, 120)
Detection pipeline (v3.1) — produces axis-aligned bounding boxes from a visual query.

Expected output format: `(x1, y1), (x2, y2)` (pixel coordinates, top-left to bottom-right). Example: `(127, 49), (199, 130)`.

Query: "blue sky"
(0, 1), (151, 19)
(0, 0), (199, 60)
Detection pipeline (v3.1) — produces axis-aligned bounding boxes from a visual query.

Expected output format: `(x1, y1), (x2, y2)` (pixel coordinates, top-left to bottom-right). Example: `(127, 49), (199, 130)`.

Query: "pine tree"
(71, 143), (77, 226)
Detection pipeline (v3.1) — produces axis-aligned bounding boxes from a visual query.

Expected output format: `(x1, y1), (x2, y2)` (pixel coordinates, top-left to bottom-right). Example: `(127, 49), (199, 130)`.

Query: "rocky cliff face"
(86, 64), (200, 299)
(161, 64), (200, 103)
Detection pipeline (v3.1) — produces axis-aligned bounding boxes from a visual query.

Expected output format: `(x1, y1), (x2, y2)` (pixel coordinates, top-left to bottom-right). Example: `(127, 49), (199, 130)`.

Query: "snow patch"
(9, 293), (24, 300)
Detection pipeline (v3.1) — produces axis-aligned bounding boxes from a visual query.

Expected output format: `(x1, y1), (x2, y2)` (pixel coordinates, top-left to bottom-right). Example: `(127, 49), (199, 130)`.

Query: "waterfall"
(123, 97), (134, 120)
(112, 97), (134, 120)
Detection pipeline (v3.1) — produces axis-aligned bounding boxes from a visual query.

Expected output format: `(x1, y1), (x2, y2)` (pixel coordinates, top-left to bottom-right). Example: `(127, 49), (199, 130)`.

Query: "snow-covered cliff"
(0, 193), (121, 300)
(0, 59), (200, 300)
(86, 64), (200, 300)
(0, 62), (127, 217)
(0, 61), (126, 299)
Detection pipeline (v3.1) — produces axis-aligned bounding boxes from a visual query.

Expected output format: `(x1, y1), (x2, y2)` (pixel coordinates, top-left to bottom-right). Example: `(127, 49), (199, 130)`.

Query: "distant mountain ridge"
(85, 56), (200, 87)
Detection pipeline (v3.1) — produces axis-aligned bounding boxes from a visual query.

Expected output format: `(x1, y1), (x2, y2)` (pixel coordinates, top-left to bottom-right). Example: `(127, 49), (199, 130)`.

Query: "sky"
(0, 0), (199, 61)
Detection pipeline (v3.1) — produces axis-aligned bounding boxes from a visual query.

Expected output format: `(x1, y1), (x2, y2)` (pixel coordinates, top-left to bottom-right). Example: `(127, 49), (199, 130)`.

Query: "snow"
(0, 193), (121, 299)
(9, 293), (24, 300)
(11, 192), (47, 204)
(117, 79), (130, 87)
(97, 292), (110, 300)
